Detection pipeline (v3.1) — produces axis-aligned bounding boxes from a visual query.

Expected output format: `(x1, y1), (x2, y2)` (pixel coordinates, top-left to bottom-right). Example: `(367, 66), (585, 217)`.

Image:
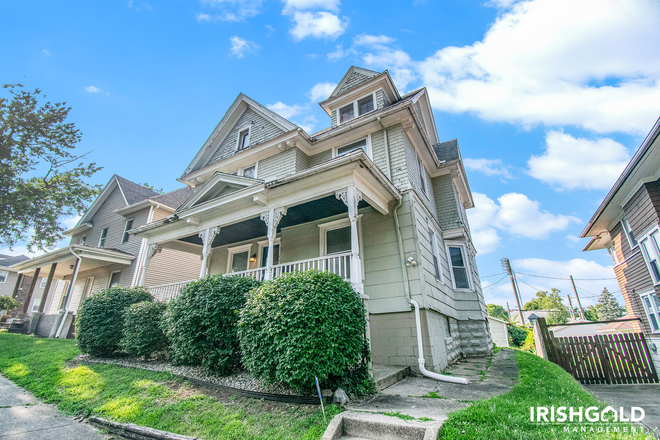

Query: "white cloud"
(566, 234), (581, 245)
(464, 158), (512, 179)
(128, 0), (152, 11)
(201, 0), (262, 21)
(196, 12), (213, 21)
(308, 82), (336, 102)
(527, 130), (630, 190)
(229, 36), (259, 58)
(42, 49), (51, 56)
(84, 86), (103, 93)
(362, 48), (416, 91)
(418, 0), (660, 134)
(289, 11), (348, 41)
(353, 34), (395, 46)
(267, 101), (305, 119)
(282, 0), (340, 13)
(467, 192), (580, 254)
(265, 24), (275, 36)
(486, 0), (519, 8)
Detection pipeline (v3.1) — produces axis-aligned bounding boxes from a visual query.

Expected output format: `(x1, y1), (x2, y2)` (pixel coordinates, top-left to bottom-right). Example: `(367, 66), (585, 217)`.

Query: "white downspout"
(392, 199), (469, 385)
(55, 248), (82, 338)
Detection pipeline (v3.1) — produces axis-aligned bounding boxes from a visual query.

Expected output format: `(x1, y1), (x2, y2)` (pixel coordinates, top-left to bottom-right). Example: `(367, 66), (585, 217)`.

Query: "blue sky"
(3, 0), (660, 310)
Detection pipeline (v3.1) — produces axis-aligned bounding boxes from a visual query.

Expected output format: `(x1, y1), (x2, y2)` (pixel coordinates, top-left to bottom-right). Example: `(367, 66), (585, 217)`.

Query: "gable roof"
(115, 176), (159, 205)
(177, 172), (264, 213)
(329, 66), (381, 99)
(149, 187), (194, 210)
(434, 139), (461, 162)
(182, 93), (300, 178)
(0, 254), (30, 269)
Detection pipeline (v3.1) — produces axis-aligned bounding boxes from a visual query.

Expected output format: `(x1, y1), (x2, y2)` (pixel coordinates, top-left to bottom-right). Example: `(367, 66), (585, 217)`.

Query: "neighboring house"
(509, 309), (554, 324)
(595, 314), (636, 335)
(11, 176), (201, 338)
(0, 254), (55, 318)
(131, 66), (492, 373)
(550, 319), (606, 338)
(581, 117), (660, 369)
(488, 316), (510, 348)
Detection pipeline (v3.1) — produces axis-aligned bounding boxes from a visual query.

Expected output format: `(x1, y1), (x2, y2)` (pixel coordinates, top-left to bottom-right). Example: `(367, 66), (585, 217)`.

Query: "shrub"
(165, 275), (261, 374)
(507, 324), (529, 348)
(0, 296), (20, 313)
(238, 270), (370, 394)
(522, 329), (536, 353)
(76, 286), (153, 357)
(121, 301), (169, 359)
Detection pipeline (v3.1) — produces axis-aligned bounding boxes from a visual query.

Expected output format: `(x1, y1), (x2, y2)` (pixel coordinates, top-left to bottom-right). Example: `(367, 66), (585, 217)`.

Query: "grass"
(420, 391), (446, 399)
(0, 332), (339, 439)
(438, 349), (652, 440)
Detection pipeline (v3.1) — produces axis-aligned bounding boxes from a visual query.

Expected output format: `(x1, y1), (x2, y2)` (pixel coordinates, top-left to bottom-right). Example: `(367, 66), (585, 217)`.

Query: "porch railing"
(147, 252), (352, 302)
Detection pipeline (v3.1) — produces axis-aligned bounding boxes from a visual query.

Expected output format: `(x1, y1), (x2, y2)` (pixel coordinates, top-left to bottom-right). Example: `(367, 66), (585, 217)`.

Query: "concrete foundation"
(457, 319), (493, 357)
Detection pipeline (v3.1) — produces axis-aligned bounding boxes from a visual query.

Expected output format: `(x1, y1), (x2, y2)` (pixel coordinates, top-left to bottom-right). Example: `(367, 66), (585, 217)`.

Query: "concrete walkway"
(0, 375), (110, 439)
(346, 349), (518, 423)
(585, 384), (660, 436)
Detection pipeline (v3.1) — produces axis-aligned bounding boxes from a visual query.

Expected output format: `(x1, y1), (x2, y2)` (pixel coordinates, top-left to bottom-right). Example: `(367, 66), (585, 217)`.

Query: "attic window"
(237, 127), (250, 150)
(339, 104), (355, 123)
(358, 95), (374, 115)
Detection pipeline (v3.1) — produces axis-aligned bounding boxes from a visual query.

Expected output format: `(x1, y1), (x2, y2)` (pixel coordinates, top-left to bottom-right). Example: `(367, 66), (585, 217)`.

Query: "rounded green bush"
(238, 270), (370, 394)
(507, 323), (529, 348)
(121, 301), (169, 359)
(76, 287), (153, 357)
(165, 275), (261, 374)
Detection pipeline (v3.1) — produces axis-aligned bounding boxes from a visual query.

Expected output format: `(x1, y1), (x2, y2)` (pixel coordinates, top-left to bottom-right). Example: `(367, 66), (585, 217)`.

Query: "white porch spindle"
(198, 227), (219, 279)
(260, 207), (287, 281)
(336, 186), (364, 295)
(139, 243), (161, 287)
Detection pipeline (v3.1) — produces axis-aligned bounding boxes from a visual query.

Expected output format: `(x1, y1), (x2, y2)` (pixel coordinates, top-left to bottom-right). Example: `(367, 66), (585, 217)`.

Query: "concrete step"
(322, 411), (440, 440)
(373, 365), (411, 392)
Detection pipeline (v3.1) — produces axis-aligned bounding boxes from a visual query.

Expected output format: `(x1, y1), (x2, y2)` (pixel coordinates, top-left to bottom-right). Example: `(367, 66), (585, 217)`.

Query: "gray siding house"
(131, 66), (492, 372)
(11, 176), (201, 338)
(581, 117), (660, 369)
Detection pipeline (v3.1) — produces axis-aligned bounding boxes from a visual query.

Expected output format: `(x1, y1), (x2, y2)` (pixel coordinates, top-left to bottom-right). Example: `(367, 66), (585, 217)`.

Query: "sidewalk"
(0, 375), (109, 439)
(585, 383), (660, 436)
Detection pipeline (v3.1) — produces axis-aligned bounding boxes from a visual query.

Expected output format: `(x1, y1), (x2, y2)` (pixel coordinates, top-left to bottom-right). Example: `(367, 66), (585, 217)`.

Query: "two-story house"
(11, 175), (202, 338)
(581, 117), (660, 369)
(131, 66), (492, 373)
(0, 254), (58, 319)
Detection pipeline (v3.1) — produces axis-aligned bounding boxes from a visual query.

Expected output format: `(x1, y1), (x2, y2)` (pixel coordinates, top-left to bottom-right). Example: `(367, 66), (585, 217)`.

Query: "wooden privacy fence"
(537, 317), (658, 384)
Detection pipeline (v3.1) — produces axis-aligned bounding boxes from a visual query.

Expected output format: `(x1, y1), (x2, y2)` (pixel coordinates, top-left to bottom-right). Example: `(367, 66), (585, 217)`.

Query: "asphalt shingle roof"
(433, 139), (461, 162)
(0, 254), (30, 267)
(115, 176), (159, 205)
(149, 187), (194, 210)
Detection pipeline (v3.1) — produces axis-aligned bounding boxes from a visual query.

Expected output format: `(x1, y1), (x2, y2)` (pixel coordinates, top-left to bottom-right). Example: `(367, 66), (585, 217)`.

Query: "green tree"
(596, 287), (626, 321)
(1, 84), (101, 251)
(487, 304), (509, 321)
(584, 305), (599, 322)
(0, 296), (20, 313)
(524, 288), (564, 310)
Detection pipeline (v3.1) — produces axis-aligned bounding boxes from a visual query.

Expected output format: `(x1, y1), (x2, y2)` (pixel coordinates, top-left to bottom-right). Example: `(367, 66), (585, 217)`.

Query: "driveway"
(0, 375), (109, 439)
(585, 384), (660, 436)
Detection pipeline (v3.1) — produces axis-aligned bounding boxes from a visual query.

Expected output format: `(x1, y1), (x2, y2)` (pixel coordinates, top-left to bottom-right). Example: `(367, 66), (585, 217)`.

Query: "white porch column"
(138, 243), (161, 287)
(336, 186), (364, 295)
(198, 227), (219, 279)
(260, 207), (287, 280)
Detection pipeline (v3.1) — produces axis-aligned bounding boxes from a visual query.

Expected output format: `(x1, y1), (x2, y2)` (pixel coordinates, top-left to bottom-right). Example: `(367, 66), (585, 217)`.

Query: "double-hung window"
(0, 271), (7, 283)
(98, 228), (108, 247)
(640, 290), (660, 333)
(337, 93), (376, 125)
(429, 228), (442, 281)
(337, 139), (368, 157)
(447, 244), (470, 290)
(227, 244), (252, 273)
(40, 278), (48, 288)
(339, 104), (354, 123)
(607, 241), (619, 265)
(640, 229), (660, 284)
(622, 217), (638, 248)
(122, 219), (133, 244)
(108, 271), (121, 288)
(357, 95), (374, 115)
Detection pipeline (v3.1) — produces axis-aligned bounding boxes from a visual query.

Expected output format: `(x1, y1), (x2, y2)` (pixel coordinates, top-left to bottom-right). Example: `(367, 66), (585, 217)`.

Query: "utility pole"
(502, 258), (525, 325)
(569, 275), (585, 320)
(566, 295), (576, 321)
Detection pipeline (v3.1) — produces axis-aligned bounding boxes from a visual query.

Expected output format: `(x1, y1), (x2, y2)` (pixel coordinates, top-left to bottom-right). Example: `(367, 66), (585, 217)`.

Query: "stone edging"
(87, 416), (200, 440)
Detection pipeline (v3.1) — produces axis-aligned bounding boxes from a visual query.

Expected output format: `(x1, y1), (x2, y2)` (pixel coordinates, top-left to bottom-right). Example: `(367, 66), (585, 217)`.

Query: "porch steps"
(373, 365), (411, 392)
(322, 411), (440, 440)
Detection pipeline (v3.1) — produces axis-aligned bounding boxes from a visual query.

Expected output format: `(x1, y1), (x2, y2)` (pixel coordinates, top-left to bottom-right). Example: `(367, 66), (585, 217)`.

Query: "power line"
(480, 272), (506, 280)
(482, 275), (509, 293)
(515, 272), (618, 281)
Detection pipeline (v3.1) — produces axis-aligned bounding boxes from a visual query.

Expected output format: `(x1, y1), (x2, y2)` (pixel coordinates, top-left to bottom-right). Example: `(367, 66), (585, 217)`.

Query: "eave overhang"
(10, 245), (135, 277)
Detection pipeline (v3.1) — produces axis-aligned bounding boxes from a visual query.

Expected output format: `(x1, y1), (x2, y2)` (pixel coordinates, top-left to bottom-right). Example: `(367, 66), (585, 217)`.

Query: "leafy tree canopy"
(584, 305), (599, 322)
(487, 304), (509, 321)
(596, 287), (626, 321)
(1, 84), (101, 251)
(524, 288), (566, 311)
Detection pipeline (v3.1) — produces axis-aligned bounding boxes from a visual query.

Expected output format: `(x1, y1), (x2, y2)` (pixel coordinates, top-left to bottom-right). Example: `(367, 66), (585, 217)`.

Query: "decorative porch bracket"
(336, 186), (364, 295)
(260, 207), (287, 280)
(138, 243), (162, 286)
(199, 227), (219, 279)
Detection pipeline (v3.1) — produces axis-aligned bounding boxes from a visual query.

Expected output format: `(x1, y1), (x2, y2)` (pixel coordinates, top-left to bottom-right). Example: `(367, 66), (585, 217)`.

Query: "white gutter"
(55, 249), (82, 338)
(392, 198), (469, 385)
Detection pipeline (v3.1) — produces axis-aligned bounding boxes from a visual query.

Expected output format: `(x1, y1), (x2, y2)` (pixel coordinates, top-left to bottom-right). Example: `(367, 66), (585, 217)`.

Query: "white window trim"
(445, 241), (473, 291)
(318, 216), (365, 279)
(417, 154), (429, 197)
(122, 218), (134, 244)
(428, 222), (444, 284)
(336, 91), (378, 126)
(98, 227), (108, 247)
(639, 225), (660, 285)
(332, 134), (372, 160)
(81, 277), (95, 303)
(40, 277), (47, 289)
(31, 297), (41, 312)
(235, 162), (259, 179)
(639, 289), (660, 334)
(606, 241), (620, 265)
(0, 270), (7, 283)
(235, 124), (252, 151)
(621, 217), (638, 249)
(226, 243), (253, 273)
(257, 238), (281, 268)
(107, 270), (122, 288)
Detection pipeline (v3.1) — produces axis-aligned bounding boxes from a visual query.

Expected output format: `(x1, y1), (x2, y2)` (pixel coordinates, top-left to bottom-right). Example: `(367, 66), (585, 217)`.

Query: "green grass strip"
(0, 333), (338, 440)
(438, 349), (652, 439)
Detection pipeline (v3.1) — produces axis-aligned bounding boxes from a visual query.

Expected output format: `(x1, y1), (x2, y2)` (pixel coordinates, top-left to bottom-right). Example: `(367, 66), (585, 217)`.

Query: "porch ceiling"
(177, 194), (370, 248)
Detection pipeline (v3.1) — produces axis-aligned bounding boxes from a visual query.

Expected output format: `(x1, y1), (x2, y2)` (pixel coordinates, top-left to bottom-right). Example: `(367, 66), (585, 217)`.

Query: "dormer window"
(236, 126), (250, 151)
(358, 95), (374, 115)
(339, 104), (355, 123)
(334, 135), (372, 159)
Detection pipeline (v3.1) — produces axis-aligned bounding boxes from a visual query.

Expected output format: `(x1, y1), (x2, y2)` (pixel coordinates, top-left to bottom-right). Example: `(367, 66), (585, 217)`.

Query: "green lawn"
(438, 349), (653, 440)
(0, 332), (338, 440)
